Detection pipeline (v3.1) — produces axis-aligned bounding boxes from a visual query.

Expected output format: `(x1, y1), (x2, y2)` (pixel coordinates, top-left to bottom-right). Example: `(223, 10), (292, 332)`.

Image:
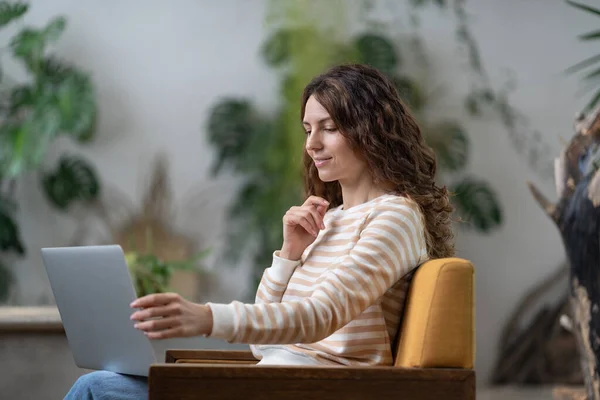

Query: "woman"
(65, 63), (455, 399)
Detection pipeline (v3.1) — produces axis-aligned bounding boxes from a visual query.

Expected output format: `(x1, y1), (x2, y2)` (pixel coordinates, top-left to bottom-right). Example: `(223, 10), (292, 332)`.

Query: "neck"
(340, 174), (387, 210)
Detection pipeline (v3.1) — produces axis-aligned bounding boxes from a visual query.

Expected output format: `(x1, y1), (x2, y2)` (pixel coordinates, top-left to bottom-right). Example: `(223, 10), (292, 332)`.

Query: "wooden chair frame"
(148, 349), (475, 400)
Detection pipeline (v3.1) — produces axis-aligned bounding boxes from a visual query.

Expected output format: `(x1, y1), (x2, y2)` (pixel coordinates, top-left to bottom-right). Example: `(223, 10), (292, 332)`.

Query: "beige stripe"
(306, 341), (389, 354)
(301, 259), (339, 268)
(310, 248), (351, 258)
(370, 222), (417, 266)
(328, 348), (392, 358)
(258, 281), (285, 298)
(381, 296), (404, 312)
(382, 308), (400, 323)
(328, 218), (365, 228)
(237, 305), (251, 342)
(326, 289), (363, 319)
(372, 219), (419, 264)
(330, 324), (388, 335)
(245, 307), (265, 344)
(356, 241), (397, 271)
(377, 207), (422, 257)
(264, 271), (289, 287)
(322, 279), (364, 311)
(343, 252), (391, 295)
(255, 291), (270, 303)
(334, 266), (370, 293)
(355, 310), (383, 319)
(263, 305), (278, 342)
(321, 336), (389, 348)
(318, 343), (390, 354)
(311, 238), (357, 247)
(279, 304), (298, 343)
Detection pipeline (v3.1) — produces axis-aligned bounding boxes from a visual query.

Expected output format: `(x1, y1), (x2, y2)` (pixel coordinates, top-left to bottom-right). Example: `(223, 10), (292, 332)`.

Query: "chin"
(317, 171), (338, 182)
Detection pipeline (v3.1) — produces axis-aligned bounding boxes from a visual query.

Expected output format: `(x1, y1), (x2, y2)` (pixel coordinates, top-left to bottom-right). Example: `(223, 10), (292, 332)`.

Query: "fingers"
(305, 196), (329, 222)
(294, 205), (324, 230)
(284, 211), (318, 237)
(130, 292), (179, 309)
(145, 328), (180, 340)
(303, 196), (329, 209)
(316, 204), (328, 218)
(283, 196), (329, 237)
(130, 302), (182, 321)
(134, 316), (183, 340)
(285, 206), (324, 236)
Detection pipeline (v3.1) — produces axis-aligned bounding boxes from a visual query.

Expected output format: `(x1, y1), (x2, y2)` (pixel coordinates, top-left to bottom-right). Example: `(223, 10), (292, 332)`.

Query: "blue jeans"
(64, 371), (148, 400)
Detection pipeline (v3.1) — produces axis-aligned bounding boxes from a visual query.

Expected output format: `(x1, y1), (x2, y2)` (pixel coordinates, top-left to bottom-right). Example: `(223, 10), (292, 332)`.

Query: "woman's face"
(302, 95), (368, 185)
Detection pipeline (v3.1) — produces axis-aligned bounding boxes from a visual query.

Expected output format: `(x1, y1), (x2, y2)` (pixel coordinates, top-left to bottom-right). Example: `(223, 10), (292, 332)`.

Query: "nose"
(305, 130), (322, 152)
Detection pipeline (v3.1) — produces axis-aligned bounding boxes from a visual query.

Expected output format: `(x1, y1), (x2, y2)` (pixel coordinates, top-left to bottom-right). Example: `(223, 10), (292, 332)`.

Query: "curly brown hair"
(300, 64), (455, 259)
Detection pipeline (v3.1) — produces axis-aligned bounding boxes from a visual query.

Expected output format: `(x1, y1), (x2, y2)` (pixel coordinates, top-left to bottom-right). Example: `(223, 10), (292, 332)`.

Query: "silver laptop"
(41, 244), (161, 377)
(41, 244), (249, 377)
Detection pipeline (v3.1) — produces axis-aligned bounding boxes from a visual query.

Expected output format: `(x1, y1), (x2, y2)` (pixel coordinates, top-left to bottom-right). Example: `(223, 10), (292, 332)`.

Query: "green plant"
(565, 0), (600, 112)
(206, 1), (503, 287)
(125, 249), (210, 298)
(0, 1), (99, 302)
(123, 225), (210, 298)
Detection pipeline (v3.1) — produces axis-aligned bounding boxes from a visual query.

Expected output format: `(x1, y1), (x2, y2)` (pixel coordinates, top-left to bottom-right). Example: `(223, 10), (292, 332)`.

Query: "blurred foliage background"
(0, 0), (568, 301)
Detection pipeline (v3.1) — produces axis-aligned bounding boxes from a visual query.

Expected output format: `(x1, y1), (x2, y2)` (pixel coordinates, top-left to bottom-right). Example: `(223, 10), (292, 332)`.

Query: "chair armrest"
(165, 349), (258, 364)
(148, 363), (475, 400)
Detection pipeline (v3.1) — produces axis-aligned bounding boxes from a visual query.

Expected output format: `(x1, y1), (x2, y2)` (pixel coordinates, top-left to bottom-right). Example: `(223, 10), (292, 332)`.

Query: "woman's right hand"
(280, 196), (330, 260)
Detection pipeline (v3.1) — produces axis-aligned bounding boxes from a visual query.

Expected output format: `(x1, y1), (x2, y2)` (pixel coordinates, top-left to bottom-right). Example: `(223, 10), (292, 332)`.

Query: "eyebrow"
(302, 117), (333, 127)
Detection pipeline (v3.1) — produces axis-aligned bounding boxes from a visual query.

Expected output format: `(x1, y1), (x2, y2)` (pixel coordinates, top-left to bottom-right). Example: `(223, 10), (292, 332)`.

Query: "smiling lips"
(314, 157), (332, 168)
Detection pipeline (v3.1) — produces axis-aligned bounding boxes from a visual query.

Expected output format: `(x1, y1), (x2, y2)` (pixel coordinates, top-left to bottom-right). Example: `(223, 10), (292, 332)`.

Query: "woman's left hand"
(130, 293), (213, 339)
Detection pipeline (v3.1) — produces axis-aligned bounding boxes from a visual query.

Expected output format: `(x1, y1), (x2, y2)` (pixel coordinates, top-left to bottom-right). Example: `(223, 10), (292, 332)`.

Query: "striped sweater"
(207, 194), (428, 366)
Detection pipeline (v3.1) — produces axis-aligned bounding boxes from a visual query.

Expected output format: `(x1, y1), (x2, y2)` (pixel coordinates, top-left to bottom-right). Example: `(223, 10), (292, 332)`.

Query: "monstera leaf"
(42, 155), (100, 210)
(261, 27), (321, 68)
(424, 121), (469, 172)
(29, 57), (96, 141)
(262, 28), (293, 67)
(353, 33), (399, 76)
(11, 16), (66, 71)
(0, 115), (59, 179)
(53, 71), (96, 140)
(451, 177), (503, 232)
(0, 58), (96, 178)
(0, 1), (27, 28)
(207, 98), (264, 175)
